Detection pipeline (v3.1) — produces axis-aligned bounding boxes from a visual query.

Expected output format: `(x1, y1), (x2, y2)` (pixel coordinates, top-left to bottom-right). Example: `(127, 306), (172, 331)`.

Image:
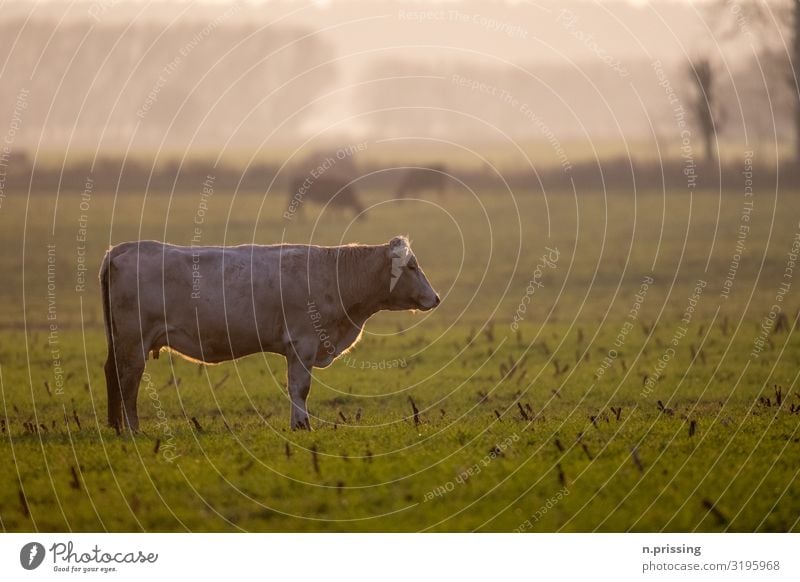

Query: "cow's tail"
(100, 248), (122, 429)
(100, 250), (114, 354)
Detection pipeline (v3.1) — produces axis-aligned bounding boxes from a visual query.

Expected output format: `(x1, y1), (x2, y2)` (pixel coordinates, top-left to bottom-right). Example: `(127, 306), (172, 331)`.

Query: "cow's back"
(104, 241), (316, 362)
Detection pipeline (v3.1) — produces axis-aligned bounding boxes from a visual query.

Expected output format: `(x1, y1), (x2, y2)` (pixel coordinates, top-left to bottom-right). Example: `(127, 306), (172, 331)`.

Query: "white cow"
(100, 236), (439, 431)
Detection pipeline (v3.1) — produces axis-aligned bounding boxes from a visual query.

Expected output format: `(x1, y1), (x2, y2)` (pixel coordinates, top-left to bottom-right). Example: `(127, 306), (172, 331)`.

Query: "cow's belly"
(156, 323), (285, 364)
(153, 293), (286, 364)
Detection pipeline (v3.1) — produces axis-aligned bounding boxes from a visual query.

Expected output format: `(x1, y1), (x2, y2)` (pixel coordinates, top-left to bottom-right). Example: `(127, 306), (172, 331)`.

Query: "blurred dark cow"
(285, 148), (364, 219)
(395, 165), (448, 199)
(286, 175), (364, 219)
(100, 236), (439, 431)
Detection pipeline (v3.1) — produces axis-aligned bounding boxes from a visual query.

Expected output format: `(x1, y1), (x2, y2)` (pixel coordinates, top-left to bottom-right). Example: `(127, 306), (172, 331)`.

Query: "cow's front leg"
(286, 342), (316, 430)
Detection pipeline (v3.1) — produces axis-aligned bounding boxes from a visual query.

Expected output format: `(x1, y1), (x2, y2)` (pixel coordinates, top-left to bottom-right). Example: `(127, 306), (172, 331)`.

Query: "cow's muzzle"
(419, 294), (440, 311)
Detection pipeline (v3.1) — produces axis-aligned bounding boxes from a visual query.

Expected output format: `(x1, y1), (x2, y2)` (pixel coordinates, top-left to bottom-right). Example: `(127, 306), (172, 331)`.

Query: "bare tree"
(687, 57), (722, 164)
(713, 0), (800, 161)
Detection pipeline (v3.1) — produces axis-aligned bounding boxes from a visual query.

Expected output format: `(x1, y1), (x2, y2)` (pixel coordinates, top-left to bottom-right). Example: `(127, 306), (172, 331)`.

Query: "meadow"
(1, 180), (799, 532)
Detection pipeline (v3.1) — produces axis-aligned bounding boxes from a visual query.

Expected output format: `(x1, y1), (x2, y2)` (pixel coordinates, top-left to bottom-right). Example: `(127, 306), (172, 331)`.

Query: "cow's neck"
(335, 244), (390, 322)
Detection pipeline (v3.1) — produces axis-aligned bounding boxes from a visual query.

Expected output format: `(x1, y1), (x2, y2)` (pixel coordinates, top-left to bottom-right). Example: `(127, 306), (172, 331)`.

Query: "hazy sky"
(2, 0), (780, 151)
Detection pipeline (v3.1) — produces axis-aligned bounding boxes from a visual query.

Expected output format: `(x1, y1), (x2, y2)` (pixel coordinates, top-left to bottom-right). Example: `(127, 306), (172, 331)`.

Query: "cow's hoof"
(292, 419), (312, 431)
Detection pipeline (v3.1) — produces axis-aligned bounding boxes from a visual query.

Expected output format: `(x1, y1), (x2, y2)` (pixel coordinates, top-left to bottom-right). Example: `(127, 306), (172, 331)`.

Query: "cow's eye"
(408, 264), (418, 271)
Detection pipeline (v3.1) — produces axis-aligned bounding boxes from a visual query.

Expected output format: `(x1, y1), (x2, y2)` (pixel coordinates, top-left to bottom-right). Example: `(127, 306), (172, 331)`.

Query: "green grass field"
(1, 183), (799, 532)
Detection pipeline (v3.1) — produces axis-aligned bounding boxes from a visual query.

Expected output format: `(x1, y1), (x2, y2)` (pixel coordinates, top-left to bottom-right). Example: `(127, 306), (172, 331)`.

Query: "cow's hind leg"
(120, 356), (145, 432)
(105, 354), (123, 430)
(111, 344), (146, 432)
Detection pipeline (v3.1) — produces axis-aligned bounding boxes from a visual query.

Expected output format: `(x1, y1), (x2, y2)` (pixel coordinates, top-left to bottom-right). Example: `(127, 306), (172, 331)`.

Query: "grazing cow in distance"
(100, 236), (439, 431)
(395, 165), (448, 199)
(286, 175), (364, 220)
(285, 148), (365, 220)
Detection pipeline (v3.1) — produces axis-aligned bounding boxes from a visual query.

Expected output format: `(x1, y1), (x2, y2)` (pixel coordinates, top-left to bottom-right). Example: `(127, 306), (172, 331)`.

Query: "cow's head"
(386, 236), (440, 311)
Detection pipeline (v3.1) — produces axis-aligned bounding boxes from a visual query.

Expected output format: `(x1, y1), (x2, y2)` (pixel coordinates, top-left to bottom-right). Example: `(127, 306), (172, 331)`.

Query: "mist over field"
(0, 0), (791, 160)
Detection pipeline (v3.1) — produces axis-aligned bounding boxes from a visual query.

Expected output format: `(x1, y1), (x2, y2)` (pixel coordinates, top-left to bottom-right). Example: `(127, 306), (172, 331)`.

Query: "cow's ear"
(389, 235), (408, 249)
(387, 236), (405, 259)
